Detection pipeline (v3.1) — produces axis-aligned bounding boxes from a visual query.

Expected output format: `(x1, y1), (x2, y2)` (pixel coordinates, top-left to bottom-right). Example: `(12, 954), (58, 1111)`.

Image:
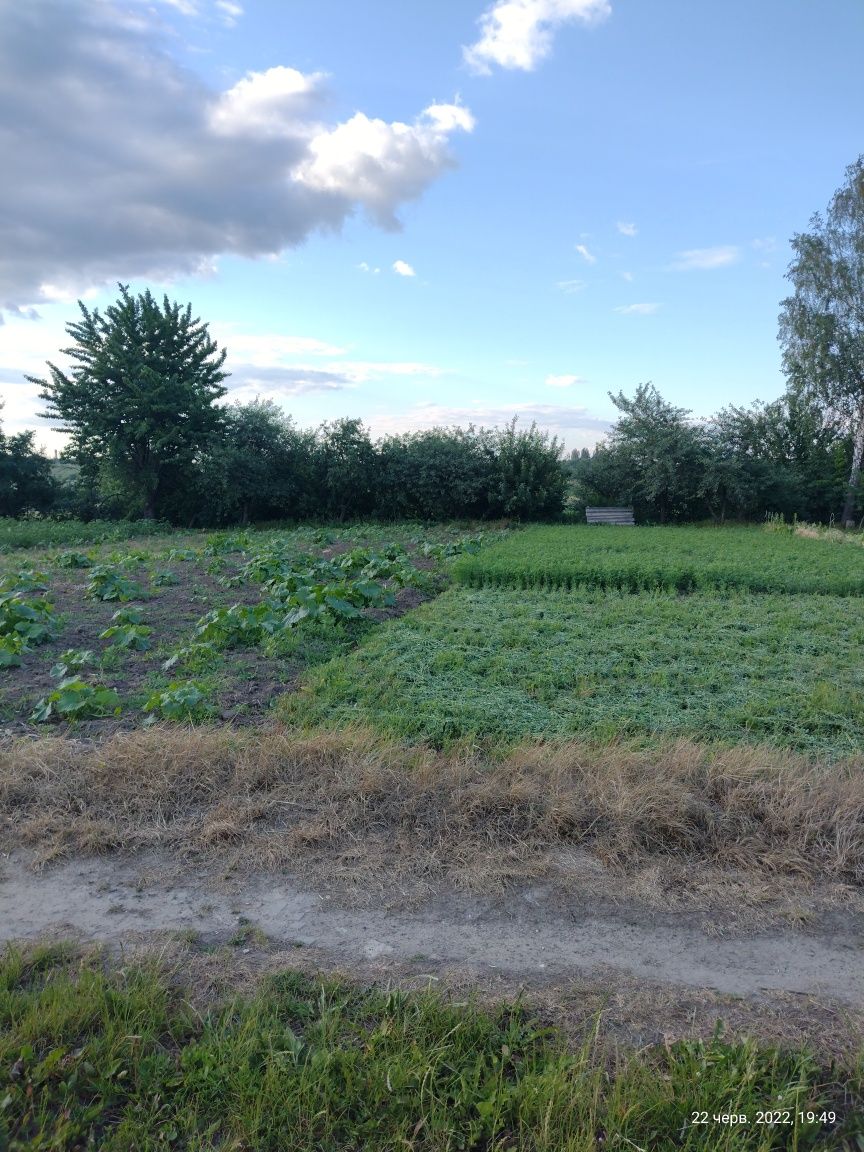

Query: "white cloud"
(613, 302), (660, 315)
(556, 279), (586, 293)
(670, 246), (741, 271)
(574, 243), (596, 264)
(0, 3), (474, 313)
(357, 262), (381, 274)
(296, 103), (474, 229)
(392, 260), (416, 277)
(545, 373), (586, 388)
(214, 0), (243, 25)
(616, 221), (637, 237)
(621, 271), (633, 282)
(209, 66), (327, 138)
(214, 330), (347, 362)
(463, 0), (612, 74)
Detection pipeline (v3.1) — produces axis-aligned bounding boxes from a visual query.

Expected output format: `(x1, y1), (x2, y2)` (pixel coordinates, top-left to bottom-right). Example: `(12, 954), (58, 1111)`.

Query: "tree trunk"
(841, 398), (864, 527)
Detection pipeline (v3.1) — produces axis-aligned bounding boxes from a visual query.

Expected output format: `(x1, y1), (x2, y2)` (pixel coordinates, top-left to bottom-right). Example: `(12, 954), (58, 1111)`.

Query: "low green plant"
(49, 649), (95, 678)
(0, 569), (49, 594)
(99, 607), (152, 651)
(0, 945), (856, 1149)
(284, 586), (864, 755)
(161, 642), (219, 674)
(53, 550), (93, 568)
(143, 681), (211, 723)
(453, 524), (864, 596)
(150, 568), (180, 586)
(0, 635), (23, 667)
(31, 678), (121, 723)
(86, 566), (146, 602)
(0, 592), (58, 650)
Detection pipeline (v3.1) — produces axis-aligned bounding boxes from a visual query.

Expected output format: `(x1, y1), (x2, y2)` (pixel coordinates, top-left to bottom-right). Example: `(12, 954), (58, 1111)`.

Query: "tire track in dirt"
(2, 852), (862, 1004)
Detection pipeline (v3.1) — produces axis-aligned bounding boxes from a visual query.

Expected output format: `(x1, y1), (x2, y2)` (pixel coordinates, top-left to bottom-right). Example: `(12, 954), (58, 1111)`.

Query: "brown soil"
(0, 536), (436, 736)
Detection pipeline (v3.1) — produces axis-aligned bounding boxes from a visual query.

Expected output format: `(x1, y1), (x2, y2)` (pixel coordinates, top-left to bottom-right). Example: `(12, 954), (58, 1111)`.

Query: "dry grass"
(2, 726), (864, 903)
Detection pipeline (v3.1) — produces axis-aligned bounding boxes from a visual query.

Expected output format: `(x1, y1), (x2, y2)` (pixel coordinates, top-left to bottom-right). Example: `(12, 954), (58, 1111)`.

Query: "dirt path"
(3, 851), (862, 1006)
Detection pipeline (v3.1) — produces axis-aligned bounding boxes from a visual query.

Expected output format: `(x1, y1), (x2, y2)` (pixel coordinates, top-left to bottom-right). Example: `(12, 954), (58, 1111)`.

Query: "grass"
(452, 525), (864, 595)
(0, 517), (177, 552)
(282, 586), (864, 755)
(1, 942), (859, 1150)
(3, 727), (864, 892)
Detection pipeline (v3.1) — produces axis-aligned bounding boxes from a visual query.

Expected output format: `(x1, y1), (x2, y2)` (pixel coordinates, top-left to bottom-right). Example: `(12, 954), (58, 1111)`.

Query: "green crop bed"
(452, 525), (864, 595)
(283, 587), (864, 753)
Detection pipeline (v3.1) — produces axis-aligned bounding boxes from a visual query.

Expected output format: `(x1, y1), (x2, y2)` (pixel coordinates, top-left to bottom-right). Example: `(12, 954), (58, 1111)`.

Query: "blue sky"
(2, 0), (862, 455)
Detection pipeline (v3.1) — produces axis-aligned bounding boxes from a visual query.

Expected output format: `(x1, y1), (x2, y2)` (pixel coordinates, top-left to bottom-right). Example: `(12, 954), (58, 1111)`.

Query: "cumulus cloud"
(616, 221), (637, 236)
(545, 373), (586, 387)
(357, 262), (381, 274)
(670, 246), (741, 271)
(0, 1), (473, 314)
(392, 260), (416, 277)
(613, 302), (660, 315)
(574, 244), (596, 264)
(463, 0), (611, 74)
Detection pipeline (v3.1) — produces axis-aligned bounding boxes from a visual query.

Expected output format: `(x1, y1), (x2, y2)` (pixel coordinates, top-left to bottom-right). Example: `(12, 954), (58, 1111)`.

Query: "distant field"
(284, 586), (864, 753)
(453, 524), (864, 595)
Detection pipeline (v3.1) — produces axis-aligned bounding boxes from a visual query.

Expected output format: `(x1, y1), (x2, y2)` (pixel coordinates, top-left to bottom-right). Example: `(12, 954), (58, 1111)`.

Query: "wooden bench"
(585, 506), (635, 525)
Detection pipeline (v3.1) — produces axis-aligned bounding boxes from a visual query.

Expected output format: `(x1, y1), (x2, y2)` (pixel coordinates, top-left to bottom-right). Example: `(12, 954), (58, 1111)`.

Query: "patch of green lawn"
(0, 943), (857, 1150)
(282, 587), (864, 754)
(453, 525), (864, 595)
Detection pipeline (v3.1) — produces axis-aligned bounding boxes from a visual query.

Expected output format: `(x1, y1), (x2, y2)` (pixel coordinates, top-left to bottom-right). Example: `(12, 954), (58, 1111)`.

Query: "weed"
(86, 566), (146, 602)
(30, 677), (121, 723)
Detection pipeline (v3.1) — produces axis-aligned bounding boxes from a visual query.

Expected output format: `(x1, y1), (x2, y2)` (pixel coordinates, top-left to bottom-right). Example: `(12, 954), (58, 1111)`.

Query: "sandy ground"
(3, 847), (863, 1056)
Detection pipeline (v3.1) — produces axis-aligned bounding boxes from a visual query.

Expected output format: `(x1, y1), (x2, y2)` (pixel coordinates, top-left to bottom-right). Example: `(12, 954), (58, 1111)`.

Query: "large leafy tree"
(592, 384), (708, 522)
(28, 284), (228, 518)
(779, 155), (864, 525)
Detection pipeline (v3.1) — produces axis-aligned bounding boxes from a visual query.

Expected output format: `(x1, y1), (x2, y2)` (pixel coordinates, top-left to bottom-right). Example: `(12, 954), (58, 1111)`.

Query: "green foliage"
(0, 592), (58, 650)
(50, 649), (95, 679)
(149, 568), (179, 586)
(99, 607), (152, 651)
(0, 636), (23, 667)
(85, 566), (146, 602)
(0, 569), (48, 594)
(53, 550), (93, 568)
(0, 946), (855, 1150)
(28, 283), (228, 519)
(143, 681), (210, 722)
(30, 677), (121, 722)
(453, 524), (864, 595)
(0, 408), (57, 517)
(0, 518), (174, 553)
(285, 585), (864, 755)
(779, 153), (864, 524)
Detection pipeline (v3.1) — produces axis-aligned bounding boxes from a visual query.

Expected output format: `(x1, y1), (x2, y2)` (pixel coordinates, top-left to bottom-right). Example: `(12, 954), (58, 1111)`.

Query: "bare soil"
(3, 848), (862, 1060)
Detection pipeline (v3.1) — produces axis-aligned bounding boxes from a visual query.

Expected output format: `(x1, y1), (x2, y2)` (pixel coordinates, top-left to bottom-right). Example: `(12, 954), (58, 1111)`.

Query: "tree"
(0, 405), (57, 516)
(28, 284), (228, 518)
(193, 400), (318, 526)
(596, 384), (708, 522)
(779, 155), (864, 525)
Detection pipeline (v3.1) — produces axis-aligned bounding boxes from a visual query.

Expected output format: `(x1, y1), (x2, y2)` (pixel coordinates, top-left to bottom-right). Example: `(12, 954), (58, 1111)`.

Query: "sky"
(1, 0), (863, 457)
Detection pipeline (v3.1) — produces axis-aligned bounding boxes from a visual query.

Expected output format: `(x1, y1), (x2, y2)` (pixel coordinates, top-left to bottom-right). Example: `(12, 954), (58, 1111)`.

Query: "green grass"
(453, 525), (864, 596)
(282, 587), (864, 754)
(1, 943), (858, 1150)
(0, 518), (176, 552)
